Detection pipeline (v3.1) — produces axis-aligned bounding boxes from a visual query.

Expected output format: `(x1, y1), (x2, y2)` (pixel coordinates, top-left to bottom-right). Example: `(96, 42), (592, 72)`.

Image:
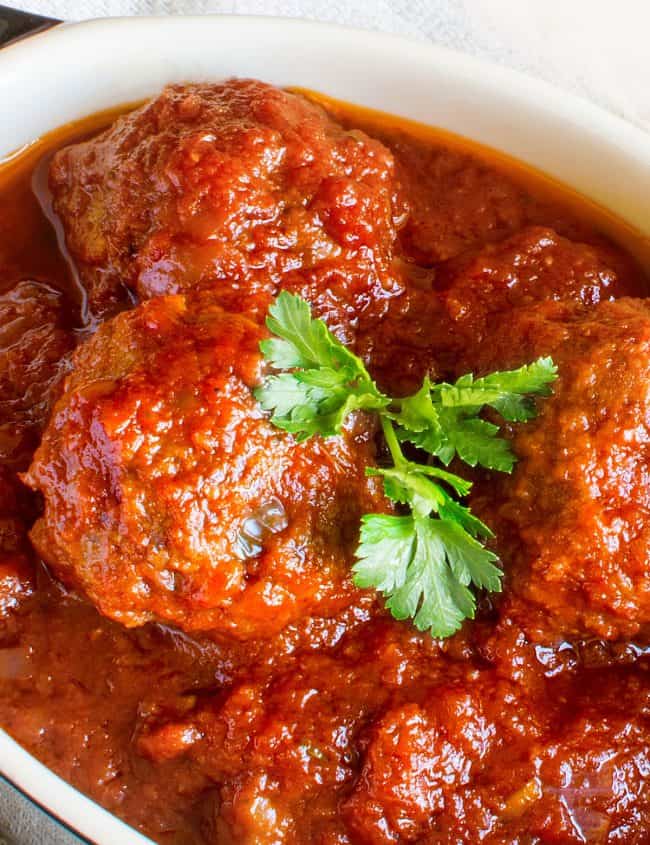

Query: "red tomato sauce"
(1, 82), (649, 844)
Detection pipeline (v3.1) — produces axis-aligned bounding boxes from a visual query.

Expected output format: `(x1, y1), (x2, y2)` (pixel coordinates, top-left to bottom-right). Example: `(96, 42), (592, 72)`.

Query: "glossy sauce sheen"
(1, 84), (650, 844)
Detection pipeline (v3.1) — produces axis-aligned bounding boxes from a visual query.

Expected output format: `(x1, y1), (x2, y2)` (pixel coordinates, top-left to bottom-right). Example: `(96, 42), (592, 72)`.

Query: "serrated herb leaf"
(256, 293), (558, 639)
(433, 519), (501, 591)
(254, 292), (388, 438)
(388, 377), (440, 433)
(434, 357), (558, 421)
(263, 292), (352, 370)
(395, 358), (557, 470)
(255, 373), (325, 418)
(379, 516), (477, 638)
(354, 514), (415, 593)
(434, 485), (494, 540)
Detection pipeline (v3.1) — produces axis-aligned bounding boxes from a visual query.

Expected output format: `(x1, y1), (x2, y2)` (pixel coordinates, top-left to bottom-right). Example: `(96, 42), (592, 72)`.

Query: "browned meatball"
(24, 292), (387, 638)
(0, 468), (36, 633)
(0, 280), (76, 633)
(465, 298), (650, 641)
(0, 280), (75, 467)
(357, 225), (645, 394)
(50, 79), (404, 338)
(342, 671), (650, 845)
(437, 223), (644, 320)
(133, 621), (523, 842)
(133, 617), (650, 844)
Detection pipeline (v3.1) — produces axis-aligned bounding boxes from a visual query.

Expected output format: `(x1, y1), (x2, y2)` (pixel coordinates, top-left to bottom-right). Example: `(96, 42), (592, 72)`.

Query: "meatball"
(24, 292), (387, 637)
(0, 468), (36, 631)
(357, 225), (645, 393)
(133, 620), (509, 842)
(520, 669), (650, 844)
(133, 615), (650, 844)
(0, 280), (74, 629)
(50, 79), (404, 338)
(342, 685), (503, 843)
(437, 224), (644, 329)
(0, 280), (75, 467)
(362, 127), (597, 266)
(468, 298), (650, 641)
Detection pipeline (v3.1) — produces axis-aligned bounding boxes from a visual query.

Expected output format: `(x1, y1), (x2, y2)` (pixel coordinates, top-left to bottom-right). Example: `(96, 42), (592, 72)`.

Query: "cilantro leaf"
(368, 462), (471, 505)
(355, 514), (500, 638)
(396, 411), (516, 472)
(438, 412), (515, 471)
(255, 373), (326, 419)
(404, 410), (516, 472)
(433, 518), (501, 591)
(255, 293), (557, 639)
(254, 292), (388, 438)
(355, 465), (500, 636)
(434, 357), (558, 421)
(261, 292), (355, 371)
(433, 484), (494, 540)
(353, 514), (415, 593)
(388, 377), (441, 433)
(395, 358), (557, 471)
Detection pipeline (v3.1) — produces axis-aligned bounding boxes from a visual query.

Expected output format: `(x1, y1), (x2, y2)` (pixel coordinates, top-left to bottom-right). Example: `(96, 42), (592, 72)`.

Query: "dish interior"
(1, 80), (650, 845)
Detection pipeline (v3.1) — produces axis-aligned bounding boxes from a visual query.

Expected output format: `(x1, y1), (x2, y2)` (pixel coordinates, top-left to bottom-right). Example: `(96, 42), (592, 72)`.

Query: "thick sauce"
(1, 84), (650, 845)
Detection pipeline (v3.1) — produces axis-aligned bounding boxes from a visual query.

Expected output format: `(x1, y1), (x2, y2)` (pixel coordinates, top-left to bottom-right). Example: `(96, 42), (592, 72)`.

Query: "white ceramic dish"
(0, 15), (649, 845)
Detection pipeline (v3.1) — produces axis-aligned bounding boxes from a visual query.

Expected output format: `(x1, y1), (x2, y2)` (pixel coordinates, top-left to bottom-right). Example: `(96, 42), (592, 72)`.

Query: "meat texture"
(133, 619), (650, 844)
(50, 79), (404, 341)
(0, 280), (75, 467)
(24, 292), (387, 638)
(467, 298), (650, 641)
(358, 224), (645, 393)
(0, 279), (75, 630)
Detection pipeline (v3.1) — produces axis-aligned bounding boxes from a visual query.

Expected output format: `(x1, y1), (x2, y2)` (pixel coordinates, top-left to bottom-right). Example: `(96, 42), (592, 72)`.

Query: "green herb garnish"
(255, 292), (557, 638)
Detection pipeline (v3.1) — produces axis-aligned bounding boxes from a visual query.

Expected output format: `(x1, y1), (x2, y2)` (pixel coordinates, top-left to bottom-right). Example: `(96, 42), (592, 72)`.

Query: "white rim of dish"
(0, 15), (648, 242)
(0, 15), (649, 845)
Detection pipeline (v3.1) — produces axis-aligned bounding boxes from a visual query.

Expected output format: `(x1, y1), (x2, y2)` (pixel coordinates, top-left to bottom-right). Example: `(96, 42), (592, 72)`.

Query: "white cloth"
(1, 2), (648, 843)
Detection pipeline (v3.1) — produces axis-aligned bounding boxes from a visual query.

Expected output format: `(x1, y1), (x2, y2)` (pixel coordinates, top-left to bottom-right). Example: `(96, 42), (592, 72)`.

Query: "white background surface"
(1, 1), (648, 843)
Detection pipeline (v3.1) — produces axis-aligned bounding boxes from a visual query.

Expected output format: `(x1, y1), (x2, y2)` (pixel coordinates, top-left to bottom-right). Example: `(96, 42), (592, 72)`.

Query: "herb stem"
(256, 292), (557, 639)
(380, 415), (405, 468)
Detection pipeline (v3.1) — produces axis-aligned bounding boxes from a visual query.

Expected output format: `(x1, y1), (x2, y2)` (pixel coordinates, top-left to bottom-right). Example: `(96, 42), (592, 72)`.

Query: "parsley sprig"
(255, 292), (557, 638)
